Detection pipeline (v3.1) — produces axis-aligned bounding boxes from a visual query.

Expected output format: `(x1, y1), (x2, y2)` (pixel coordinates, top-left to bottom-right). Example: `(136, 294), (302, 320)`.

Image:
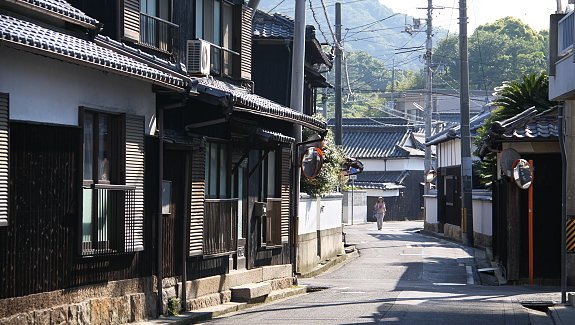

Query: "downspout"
(560, 103), (567, 303)
(248, 0), (260, 18)
(156, 105), (164, 316)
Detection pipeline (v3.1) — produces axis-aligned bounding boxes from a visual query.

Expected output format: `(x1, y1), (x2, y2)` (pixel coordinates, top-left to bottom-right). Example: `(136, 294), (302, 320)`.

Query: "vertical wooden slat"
(280, 147), (290, 243)
(125, 114), (145, 252)
(233, 5), (252, 80)
(123, 0), (141, 42)
(0, 93), (8, 227)
(189, 139), (205, 256)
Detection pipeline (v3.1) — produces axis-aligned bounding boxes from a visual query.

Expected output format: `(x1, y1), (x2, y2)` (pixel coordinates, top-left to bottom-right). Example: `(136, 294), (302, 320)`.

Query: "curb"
(297, 247), (359, 279)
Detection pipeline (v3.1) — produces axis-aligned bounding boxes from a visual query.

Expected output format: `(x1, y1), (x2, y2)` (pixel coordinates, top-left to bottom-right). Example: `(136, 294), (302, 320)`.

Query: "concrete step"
(131, 285), (307, 324)
(230, 281), (272, 302)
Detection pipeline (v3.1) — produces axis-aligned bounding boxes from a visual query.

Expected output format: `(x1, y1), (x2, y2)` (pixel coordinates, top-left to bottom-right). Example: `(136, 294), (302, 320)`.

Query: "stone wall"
(296, 232), (319, 274)
(0, 277), (158, 324)
(318, 227), (343, 261)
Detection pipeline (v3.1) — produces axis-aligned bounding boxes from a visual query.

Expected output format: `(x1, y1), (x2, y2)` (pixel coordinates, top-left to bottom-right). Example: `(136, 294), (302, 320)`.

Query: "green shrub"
(167, 297), (181, 316)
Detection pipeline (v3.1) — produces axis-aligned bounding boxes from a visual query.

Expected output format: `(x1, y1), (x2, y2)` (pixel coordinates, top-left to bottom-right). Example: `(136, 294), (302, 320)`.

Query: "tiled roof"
(253, 10), (294, 38)
(426, 110), (491, 145)
(196, 78), (327, 132)
(0, 14), (186, 90)
(255, 128), (295, 144)
(492, 107), (558, 141)
(343, 130), (410, 158)
(355, 171), (409, 184)
(329, 117), (411, 127)
(8, 0), (99, 28)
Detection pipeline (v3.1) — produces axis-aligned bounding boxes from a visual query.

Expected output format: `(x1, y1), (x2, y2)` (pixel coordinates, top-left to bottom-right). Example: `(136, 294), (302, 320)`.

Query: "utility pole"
(290, 0), (306, 275)
(334, 2), (342, 145)
(390, 58), (395, 110)
(459, 0), (474, 246)
(423, 0), (433, 195)
(322, 87), (328, 119)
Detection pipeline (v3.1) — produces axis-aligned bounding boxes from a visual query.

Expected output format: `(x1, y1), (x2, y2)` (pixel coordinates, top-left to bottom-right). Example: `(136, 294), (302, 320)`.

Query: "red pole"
(528, 160), (534, 285)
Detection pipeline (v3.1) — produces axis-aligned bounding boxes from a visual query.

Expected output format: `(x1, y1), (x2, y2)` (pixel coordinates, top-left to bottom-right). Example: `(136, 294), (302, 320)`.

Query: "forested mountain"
(258, 0), (439, 71)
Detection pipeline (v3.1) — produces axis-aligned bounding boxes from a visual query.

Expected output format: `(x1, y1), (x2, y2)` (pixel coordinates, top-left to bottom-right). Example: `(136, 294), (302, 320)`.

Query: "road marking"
(432, 283), (466, 286)
(400, 253), (426, 256)
(466, 265), (475, 284)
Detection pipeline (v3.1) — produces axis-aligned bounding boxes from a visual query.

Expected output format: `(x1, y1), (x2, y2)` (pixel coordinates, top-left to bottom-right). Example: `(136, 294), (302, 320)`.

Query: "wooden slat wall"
(189, 139), (205, 256)
(122, 0), (140, 42)
(240, 5), (252, 80)
(0, 94), (8, 227)
(125, 114), (145, 252)
(280, 147), (290, 243)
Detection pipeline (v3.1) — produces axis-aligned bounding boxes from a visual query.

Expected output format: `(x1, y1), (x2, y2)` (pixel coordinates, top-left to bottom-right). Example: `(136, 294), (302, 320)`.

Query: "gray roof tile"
(10, 0), (99, 28)
(328, 118), (424, 159)
(426, 110), (491, 145)
(0, 14), (186, 90)
(196, 78), (327, 132)
(493, 107), (558, 141)
(253, 10), (294, 38)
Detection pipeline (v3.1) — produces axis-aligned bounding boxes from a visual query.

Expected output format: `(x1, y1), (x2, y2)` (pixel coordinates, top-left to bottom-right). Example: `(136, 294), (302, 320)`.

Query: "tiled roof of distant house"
(426, 110), (491, 145)
(352, 171), (407, 190)
(0, 14), (187, 91)
(196, 77), (327, 132)
(252, 10), (332, 67)
(328, 118), (425, 159)
(8, 0), (99, 28)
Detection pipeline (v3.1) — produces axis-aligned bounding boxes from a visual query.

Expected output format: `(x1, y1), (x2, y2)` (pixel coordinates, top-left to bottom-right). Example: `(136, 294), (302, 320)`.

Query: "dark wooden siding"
(252, 43), (292, 106)
(0, 93), (8, 227)
(0, 122), (152, 299)
(235, 5), (252, 80)
(366, 171), (424, 222)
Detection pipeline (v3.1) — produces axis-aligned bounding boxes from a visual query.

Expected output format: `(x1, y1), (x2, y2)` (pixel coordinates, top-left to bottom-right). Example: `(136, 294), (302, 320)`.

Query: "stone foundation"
(424, 222), (439, 233)
(473, 232), (492, 249)
(0, 277), (158, 325)
(443, 223), (462, 242)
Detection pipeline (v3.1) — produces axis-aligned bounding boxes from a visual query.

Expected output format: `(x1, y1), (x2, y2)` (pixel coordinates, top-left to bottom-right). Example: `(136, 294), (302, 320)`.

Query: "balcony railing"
(204, 198), (238, 256)
(82, 184), (137, 256)
(140, 12), (179, 53)
(558, 11), (574, 56)
(206, 41), (239, 77)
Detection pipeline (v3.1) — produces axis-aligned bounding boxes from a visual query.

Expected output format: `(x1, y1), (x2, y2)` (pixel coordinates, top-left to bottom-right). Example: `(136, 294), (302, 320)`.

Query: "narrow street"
(206, 221), (560, 324)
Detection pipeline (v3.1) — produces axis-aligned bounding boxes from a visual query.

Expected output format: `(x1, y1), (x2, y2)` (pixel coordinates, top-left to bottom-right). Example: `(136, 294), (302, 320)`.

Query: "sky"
(380, 0), (562, 33)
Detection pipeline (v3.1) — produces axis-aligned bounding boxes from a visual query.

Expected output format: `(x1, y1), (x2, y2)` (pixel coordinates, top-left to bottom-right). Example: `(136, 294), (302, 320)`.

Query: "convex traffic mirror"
(512, 159), (533, 189)
(301, 147), (323, 179)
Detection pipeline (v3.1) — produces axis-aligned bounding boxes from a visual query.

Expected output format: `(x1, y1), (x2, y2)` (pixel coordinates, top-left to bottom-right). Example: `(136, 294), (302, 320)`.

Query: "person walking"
(374, 197), (386, 230)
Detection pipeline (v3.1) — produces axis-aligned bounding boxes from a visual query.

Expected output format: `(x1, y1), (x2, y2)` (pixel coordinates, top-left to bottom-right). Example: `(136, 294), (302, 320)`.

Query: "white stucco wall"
(0, 47), (157, 134)
(424, 194), (438, 224)
(365, 188), (400, 197)
(361, 157), (424, 171)
(473, 196), (492, 236)
(298, 194), (343, 235)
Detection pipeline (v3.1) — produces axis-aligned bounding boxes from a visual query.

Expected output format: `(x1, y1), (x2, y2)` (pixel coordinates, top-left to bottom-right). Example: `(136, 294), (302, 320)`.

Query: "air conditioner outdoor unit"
(186, 39), (210, 75)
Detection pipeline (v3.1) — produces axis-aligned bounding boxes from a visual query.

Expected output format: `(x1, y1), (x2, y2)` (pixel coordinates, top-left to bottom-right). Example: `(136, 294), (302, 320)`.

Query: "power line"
(309, 0), (330, 44)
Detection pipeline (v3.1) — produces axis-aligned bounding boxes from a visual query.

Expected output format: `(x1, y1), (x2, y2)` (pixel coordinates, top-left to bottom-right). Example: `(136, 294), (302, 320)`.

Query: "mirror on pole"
(301, 147), (324, 179)
(512, 159), (533, 189)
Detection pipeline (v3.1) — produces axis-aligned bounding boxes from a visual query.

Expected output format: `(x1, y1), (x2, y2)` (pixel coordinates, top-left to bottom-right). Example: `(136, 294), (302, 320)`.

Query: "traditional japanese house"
(0, 0), (327, 323)
(330, 118), (426, 221)
(424, 110), (491, 245)
(251, 9), (332, 115)
(481, 107), (561, 284)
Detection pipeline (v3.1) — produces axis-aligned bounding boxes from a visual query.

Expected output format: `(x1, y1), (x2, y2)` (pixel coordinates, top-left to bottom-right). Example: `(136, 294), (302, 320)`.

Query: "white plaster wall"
(0, 47), (157, 134)
(318, 193), (343, 230)
(365, 188), (400, 197)
(298, 195), (318, 235)
(472, 198), (492, 236)
(424, 195), (438, 224)
(362, 157), (424, 171)
(438, 139), (462, 167)
(549, 54), (575, 100)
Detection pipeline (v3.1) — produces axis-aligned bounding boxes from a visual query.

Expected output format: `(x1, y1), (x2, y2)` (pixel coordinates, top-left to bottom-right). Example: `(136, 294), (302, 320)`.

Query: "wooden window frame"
(204, 140), (231, 199)
(260, 148), (283, 249)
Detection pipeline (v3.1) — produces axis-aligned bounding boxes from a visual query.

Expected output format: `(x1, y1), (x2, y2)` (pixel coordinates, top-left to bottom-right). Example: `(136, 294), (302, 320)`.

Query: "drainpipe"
(156, 105), (164, 315)
(248, 0), (260, 18)
(560, 103), (567, 303)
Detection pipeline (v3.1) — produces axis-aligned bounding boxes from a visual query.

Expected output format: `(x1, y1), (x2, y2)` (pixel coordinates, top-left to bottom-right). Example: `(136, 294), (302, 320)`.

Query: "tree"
(474, 72), (557, 187)
(433, 17), (548, 92)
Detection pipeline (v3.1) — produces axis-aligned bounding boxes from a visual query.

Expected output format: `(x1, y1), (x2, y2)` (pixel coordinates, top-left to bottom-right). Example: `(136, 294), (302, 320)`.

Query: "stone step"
(230, 282), (272, 302)
(131, 286), (308, 324)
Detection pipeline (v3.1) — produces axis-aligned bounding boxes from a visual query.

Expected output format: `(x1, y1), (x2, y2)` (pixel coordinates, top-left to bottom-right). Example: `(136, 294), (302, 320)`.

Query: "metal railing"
(82, 184), (136, 256)
(140, 12), (179, 53)
(558, 10), (574, 56)
(203, 198), (238, 256)
(206, 41), (239, 77)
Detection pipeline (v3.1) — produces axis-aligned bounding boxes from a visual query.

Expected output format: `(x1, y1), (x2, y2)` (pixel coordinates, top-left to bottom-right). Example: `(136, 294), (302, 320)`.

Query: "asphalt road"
(205, 221), (561, 324)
